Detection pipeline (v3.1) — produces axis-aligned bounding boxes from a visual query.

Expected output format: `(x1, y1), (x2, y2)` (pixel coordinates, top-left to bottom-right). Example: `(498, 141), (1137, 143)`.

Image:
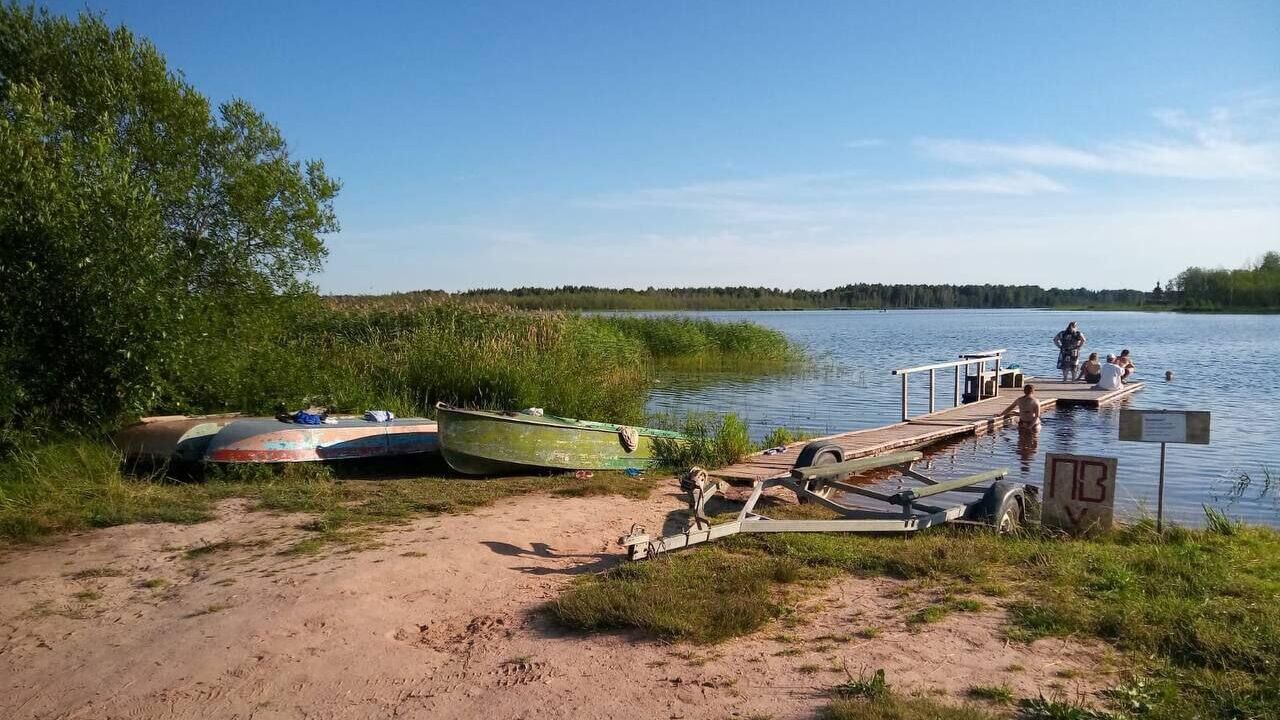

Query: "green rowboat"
(435, 403), (685, 476)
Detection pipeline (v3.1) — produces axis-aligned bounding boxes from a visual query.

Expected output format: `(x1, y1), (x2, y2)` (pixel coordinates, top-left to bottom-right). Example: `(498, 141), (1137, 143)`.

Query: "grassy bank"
(170, 300), (797, 424)
(0, 302), (798, 543)
(552, 520), (1280, 719)
(0, 438), (655, 544)
(5, 298), (797, 440)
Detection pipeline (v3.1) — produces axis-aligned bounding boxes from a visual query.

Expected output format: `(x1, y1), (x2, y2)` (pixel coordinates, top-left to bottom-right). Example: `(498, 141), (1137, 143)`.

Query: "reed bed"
(160, 300), (796, 425)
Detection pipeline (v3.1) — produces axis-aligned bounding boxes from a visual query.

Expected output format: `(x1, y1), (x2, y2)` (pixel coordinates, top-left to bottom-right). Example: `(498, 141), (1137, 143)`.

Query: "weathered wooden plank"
(712, 377), (1144, 482)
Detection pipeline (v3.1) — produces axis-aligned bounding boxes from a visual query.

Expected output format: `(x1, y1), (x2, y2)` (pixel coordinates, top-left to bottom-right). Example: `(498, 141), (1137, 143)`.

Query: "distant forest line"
(332, 252), (1280, 312)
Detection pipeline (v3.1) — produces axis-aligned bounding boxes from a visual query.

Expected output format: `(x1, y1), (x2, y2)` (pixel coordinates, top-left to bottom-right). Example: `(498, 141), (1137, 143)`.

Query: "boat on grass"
(204, 417), (439, 463)
(435, 403), (684, 476)
(113, 414), (242, 463)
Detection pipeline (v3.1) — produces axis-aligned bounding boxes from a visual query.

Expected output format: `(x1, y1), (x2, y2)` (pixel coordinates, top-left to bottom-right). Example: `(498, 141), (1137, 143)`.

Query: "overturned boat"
(204, 417), (439, 463)
(435, 403), (684, 476)
(113, 414), (242, 463)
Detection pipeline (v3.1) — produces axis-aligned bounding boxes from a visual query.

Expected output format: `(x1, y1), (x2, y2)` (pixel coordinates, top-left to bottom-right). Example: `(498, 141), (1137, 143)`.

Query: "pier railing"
(890, 349), (1006, 421)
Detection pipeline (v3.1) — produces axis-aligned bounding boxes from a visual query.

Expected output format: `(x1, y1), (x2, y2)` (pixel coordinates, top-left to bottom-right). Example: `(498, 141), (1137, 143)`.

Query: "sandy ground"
(0, 480), (1111, 720)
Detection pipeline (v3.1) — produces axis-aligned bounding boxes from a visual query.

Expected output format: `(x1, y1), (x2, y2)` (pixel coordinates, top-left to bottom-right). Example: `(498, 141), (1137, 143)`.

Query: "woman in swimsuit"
(1076, 352), (1102, 384)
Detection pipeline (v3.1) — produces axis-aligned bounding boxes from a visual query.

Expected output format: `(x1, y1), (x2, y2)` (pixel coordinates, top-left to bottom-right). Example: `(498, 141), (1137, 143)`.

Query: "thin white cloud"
(896, 170), (1067, 196)
(581, 172), (868, 223)
(844, 138), (886, 149)
(915, 140), (1104, 170)
(915, 101), (1280, 180)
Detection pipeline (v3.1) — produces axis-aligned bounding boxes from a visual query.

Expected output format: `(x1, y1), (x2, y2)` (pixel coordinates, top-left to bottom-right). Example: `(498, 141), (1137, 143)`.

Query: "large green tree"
(0, 4), (339, 430)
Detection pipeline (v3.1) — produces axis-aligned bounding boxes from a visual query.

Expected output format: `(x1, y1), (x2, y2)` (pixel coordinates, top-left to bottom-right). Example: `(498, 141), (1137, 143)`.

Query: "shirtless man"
(1002, 383), (1041, 431)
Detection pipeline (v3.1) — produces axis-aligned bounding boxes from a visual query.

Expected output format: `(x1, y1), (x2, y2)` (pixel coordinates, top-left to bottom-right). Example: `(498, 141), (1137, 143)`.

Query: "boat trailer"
(621, 444), (1029, 561)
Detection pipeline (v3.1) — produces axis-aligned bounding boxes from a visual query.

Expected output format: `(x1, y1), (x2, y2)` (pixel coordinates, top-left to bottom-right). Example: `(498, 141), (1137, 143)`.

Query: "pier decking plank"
(713, 379), (1142, 481)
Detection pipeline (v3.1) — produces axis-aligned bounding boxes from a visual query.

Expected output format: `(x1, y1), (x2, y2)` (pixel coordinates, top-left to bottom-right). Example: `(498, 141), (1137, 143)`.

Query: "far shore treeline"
(331, 253), (1280, 313)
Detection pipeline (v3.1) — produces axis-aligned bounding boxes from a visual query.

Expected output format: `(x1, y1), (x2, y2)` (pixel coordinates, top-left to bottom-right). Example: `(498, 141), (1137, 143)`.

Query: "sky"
(46, 1), (1280, 293)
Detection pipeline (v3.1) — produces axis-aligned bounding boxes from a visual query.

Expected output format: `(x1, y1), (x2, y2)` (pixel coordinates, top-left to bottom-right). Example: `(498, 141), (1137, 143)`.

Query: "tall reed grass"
(595, 315), (794, 369)
(159, 300), (796, 425)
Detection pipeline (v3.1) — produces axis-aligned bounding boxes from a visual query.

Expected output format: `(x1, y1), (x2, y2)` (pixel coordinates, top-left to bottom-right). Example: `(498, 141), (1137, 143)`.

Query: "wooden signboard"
(1119, 409), (1210, 444)
(1042, 454), (1118, 535)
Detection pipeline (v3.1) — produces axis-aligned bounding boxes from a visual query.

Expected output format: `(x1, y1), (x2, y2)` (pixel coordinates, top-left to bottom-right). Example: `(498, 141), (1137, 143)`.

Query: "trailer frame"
(621, 447), (1025, 561)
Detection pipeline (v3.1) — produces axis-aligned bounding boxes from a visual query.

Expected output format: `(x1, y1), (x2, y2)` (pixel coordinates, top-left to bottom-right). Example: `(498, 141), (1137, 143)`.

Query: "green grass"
(550, 547), (832, 643)
(650, 413), (818, 470)
(114, 299), (795, 432)
(552, 519), (1280, 719)
(0, 439), (660, 543)
(905, 595), (984, 626)
(594, 315), (795, 369)
(0, 439), (228, 540)
(1017, 696), (1117, 720)
(966, 685), (1015, 704)
(823, 695), (1002, 720)
(652, 413), (753, 469)
(176, 300), (655, 425)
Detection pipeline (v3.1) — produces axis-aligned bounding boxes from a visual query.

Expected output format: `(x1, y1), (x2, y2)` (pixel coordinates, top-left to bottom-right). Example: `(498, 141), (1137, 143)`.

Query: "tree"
(0, 4), (340, 429)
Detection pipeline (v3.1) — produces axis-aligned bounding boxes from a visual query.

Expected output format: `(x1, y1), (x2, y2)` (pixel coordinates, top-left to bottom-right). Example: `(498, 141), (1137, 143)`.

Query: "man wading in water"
(1002, 384), (1041, 431)
(1053, 321), (1086, 381)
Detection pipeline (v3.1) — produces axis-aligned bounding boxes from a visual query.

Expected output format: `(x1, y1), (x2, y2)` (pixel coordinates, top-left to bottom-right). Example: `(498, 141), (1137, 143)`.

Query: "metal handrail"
(890, 349), (1007, 375)
(890, 349), (1008, 421)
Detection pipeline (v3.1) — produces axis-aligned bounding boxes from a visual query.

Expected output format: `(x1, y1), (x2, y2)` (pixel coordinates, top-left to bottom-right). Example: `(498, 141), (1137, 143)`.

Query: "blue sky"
(47, 1), (1280, 292)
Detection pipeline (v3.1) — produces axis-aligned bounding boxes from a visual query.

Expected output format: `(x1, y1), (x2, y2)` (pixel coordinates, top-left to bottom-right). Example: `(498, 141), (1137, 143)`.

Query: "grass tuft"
(832, 668), (891, 701)
(966, 684), (1014, 704)
(652, 413), (753, 469)
(67, 567), (123, 580)
(1017, 696), (1117, 720)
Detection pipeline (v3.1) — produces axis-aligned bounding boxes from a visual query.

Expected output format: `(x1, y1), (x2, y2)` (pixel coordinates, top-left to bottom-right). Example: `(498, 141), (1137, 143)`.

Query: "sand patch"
(0, 480), (1109, 719)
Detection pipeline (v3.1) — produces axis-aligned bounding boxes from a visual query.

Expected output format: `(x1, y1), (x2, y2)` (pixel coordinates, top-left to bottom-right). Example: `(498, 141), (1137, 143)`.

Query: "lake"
(646, 309), (1280, 526)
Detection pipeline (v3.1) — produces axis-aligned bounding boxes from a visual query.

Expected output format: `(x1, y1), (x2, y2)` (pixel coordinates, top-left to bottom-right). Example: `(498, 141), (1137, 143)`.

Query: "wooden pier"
(714, 378), (1144, 482)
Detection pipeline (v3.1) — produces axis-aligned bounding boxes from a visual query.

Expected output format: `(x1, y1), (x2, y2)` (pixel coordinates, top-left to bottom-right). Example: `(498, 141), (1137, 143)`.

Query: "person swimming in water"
(1001, 383), (1041, 431)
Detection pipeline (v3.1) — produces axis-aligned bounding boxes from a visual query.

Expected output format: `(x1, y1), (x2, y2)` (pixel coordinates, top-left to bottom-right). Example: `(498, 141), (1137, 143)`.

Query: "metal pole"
(929, 368), (936, 414)
(954, 365), (961, 407)
(1156, 442), (1167, 532)
(901, 373), (909, 421)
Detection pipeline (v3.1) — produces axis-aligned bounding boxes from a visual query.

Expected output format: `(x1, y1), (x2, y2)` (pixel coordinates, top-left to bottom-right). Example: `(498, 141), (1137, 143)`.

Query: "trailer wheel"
(793, 442), (843, 503)
(993, 493), (1024, 534)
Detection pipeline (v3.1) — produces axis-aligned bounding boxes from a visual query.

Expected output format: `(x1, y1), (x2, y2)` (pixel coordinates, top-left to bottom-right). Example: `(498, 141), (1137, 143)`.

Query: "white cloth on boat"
(363, 410), (395, 422)
(522, 407), (545, 416)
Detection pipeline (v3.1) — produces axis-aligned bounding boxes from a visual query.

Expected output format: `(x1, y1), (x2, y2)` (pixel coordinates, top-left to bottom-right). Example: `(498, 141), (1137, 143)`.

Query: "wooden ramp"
(713, 379), (1143, 482)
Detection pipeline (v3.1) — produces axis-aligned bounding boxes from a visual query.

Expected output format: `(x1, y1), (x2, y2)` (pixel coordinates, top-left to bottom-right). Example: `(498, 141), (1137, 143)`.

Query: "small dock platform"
(714, 378), (1143, 482)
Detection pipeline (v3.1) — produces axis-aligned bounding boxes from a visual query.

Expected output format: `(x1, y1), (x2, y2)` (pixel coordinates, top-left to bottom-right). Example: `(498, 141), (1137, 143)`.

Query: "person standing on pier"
(1053, 321), (1086, 381)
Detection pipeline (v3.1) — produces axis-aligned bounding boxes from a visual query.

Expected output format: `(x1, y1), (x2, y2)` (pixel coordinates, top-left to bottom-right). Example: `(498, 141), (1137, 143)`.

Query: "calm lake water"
(645, 309), (1280, 526)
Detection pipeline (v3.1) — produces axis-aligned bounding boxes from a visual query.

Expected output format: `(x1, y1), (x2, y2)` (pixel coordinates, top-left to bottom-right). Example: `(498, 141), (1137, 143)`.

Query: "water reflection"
(646, 309), (1280, 526)
(1015, 426), (1038, 474)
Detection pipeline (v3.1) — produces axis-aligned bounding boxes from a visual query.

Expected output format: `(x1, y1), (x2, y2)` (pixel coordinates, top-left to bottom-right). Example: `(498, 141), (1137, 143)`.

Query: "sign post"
(1118, 409), (1211, 531)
